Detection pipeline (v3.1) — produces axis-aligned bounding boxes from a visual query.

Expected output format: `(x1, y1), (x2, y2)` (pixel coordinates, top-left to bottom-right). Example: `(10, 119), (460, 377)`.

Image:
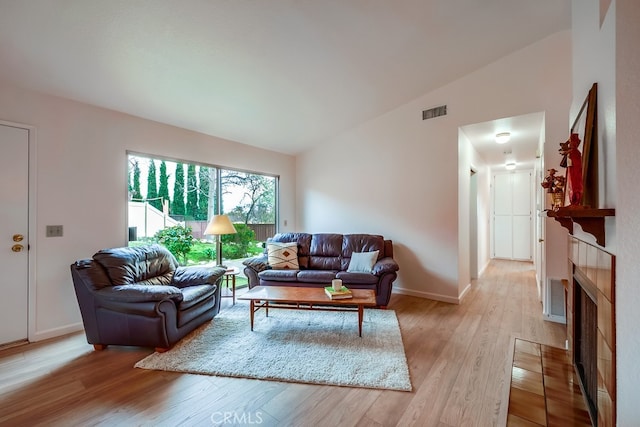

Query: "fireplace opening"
(573, 277), (597, 423)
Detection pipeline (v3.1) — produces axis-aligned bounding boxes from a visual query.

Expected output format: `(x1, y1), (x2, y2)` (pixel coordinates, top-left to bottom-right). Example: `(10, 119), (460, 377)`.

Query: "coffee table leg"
(250, 300), (255, 331)
(358, 304), (364, 337)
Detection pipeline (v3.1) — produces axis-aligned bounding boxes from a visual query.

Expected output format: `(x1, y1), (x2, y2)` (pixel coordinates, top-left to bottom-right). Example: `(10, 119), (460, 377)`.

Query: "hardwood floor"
(0, 260), (566, 426)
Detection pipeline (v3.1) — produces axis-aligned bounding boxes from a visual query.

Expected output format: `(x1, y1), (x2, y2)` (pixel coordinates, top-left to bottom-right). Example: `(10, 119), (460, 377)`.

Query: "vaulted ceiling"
(0, 1), (570, 155)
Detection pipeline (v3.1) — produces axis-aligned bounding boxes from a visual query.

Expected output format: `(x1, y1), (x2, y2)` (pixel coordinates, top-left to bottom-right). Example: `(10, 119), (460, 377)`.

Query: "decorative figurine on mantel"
(559, 133), (584, 206)
(541, 168), (565, 210)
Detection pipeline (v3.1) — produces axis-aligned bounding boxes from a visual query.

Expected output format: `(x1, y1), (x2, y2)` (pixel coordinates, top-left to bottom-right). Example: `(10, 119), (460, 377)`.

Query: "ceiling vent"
(422, 105), (447, 120)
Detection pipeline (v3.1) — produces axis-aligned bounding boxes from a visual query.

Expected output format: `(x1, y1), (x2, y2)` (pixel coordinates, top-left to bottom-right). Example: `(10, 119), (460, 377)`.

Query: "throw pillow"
(267, 242), (299, 270)
(347, 250), (379, 273)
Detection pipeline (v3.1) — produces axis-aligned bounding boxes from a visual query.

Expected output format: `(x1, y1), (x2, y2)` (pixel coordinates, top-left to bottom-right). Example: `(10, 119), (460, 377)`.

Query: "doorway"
(0, 122), (31, 346)
(470, 168), (478, 279)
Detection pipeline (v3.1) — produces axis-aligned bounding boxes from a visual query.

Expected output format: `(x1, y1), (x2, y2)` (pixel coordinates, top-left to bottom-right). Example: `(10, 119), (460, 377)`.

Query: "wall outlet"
(46, 225), (63, 237)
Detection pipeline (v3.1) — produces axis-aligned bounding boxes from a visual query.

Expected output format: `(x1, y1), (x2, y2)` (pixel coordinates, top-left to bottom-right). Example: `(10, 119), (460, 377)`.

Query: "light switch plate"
(46, 225), (63, 237)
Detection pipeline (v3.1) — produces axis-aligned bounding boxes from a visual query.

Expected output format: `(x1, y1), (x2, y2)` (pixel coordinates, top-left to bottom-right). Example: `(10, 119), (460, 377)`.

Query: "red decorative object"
(559, 133), (583, 206)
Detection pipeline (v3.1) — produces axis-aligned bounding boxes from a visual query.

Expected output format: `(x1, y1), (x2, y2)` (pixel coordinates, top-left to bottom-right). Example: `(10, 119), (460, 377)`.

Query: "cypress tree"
(158, 161), (170, 212)
(186, 164), (198, 219)
(147, 159), (161, 210)
(131, 160), (142, 200)
(197, 166), (210, 220)
(171, 163), (185, 216)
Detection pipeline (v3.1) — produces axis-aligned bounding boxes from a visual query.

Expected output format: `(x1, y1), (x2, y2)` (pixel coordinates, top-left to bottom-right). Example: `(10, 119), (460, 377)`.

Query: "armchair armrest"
(96, 284), (183, 303)
(242, 255), (270, 273)
(372, 257), (399, 276)
(172, 266), (226, 288)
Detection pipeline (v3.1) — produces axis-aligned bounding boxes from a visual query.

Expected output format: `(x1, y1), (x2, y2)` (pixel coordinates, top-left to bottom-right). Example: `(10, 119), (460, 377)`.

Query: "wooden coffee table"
(237, 286), (377, 337)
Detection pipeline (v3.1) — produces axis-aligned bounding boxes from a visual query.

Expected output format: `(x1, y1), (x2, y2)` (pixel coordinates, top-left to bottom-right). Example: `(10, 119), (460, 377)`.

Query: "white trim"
(478, 259), (490, 277)
(0, 120), (38, 341)
(458, 282), (472, 303)
(32, 323), (84, 342)
(393, 287), (462, 304)
(543, 313), (567, 324)
(0, 120), (37, 344)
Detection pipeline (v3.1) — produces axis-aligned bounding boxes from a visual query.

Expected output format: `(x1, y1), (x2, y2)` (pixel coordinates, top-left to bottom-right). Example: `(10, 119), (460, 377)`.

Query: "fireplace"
(567, 236), (616, 427)
(573, 275), (598, 421)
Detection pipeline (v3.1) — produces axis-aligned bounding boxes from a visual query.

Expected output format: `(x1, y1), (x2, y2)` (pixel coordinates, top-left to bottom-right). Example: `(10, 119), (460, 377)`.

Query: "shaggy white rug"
(135, 303), (412, 391)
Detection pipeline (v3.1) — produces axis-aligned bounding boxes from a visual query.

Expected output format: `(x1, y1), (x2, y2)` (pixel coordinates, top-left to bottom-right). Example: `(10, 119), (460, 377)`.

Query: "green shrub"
(221, 223), (262, 259)
(153, 225), (194, 265)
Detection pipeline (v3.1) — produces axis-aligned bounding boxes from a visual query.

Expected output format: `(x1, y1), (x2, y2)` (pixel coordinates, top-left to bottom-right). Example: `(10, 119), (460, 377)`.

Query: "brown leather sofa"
(243, 233), (399, 307)
(70, 244), (225, 352)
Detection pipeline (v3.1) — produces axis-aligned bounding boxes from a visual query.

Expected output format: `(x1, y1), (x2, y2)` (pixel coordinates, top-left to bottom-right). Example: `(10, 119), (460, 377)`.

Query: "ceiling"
(461, 111), (545, 171)
(0, 1), (570, 155)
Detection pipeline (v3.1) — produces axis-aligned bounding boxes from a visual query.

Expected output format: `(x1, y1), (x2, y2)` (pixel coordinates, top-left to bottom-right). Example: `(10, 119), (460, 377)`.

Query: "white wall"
(297, 31), (572, 303)
(612, 0), (640, 423)
(573, 0), (640, 422)
(0, 80), (296, 341)
(458, 129), (489, 297)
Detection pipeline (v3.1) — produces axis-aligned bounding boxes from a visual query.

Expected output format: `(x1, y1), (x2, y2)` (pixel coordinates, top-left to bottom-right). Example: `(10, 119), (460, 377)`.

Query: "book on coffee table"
(324, 286), (353, 299)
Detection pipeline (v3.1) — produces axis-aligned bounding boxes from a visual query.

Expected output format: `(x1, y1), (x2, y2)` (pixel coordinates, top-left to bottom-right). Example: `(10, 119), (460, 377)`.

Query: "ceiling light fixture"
(505, 161), (517, 170)
(495, 132), (511, 144)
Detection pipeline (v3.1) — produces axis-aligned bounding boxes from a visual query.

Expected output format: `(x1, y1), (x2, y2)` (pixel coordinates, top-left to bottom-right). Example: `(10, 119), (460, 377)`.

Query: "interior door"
(512, 171), (532, 260)
(493, 174), (513, 258)
(0, 123), (29, 345)
(493, 171), (533, 260)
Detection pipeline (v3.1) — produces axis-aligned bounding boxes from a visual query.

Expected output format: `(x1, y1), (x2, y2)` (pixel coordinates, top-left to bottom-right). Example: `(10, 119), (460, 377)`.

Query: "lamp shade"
(204, 215), (237, 236)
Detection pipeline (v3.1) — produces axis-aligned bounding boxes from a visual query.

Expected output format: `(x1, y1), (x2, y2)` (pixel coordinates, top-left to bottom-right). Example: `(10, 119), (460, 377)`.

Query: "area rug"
(135, 303), (412, 391)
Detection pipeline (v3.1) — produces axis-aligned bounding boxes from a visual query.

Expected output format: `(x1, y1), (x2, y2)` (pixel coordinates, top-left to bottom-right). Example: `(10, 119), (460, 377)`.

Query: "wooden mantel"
(547, 207), (615, 246)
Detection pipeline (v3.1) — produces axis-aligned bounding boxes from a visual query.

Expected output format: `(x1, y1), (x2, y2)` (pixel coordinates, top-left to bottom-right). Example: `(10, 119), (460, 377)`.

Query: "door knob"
(538, 238), (544, 242)
(11, 244), (24, 252)
(13, 234), (24, 242)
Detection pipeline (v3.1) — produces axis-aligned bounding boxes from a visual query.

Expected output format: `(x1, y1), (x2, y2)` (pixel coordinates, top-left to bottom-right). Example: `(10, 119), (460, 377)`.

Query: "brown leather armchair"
(70, 245), (225, 352)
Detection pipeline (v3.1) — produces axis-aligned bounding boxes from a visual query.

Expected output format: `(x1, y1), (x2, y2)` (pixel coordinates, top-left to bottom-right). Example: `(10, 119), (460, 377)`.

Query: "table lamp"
(204, 214), (237, 267)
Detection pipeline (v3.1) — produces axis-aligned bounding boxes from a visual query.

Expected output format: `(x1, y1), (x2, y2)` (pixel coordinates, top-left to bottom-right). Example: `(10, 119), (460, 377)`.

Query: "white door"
(493, 171), (532, 260)
(0, 124), (29, 345)
(512, 172), (532, 259)
(493, 174), (513, 258)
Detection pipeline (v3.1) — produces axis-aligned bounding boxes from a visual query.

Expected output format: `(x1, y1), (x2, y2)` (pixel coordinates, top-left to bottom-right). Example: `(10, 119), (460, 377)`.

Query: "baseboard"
(458, 283), (472, 303)
(393, 287), (461, 304)
(30, 322), (84, 342)
(478, 260), (490, 277)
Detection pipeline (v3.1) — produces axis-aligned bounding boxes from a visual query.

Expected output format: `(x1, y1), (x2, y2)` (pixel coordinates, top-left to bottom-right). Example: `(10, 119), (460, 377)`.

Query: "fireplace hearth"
(567, 237), (616, 427)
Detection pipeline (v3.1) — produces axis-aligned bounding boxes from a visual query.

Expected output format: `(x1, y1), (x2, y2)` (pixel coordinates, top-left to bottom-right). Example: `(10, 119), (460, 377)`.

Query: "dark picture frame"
(566, 83), (598, 207)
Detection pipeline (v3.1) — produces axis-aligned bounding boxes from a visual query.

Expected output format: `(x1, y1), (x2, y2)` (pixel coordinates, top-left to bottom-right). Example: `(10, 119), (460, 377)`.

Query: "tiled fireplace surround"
(567, 236), (616, 427)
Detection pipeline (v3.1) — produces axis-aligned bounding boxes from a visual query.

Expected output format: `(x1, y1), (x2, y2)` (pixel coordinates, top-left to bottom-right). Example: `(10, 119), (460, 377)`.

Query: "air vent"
(422, 105), (447, 120)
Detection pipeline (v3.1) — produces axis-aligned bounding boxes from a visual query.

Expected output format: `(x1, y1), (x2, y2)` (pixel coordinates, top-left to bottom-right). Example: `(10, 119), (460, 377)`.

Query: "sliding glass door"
(127, 153), (277, 285)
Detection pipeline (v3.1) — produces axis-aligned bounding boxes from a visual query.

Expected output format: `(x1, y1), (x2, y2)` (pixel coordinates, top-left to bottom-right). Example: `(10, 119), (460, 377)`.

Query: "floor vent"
(422, 105), (447, 120)
(544, 278), (566, 323)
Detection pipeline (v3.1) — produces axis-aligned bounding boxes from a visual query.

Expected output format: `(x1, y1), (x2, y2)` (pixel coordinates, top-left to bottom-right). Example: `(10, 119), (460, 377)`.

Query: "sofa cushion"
(93, 245), (178, 286)
(259, 269), (299, 282)
(341, 234), (384, 270)
(336, 271), (379, 285)
(267, 242), (299, 269)
(309, 234), (342, 270)
(347, 250), (379, 273)
(98, 284), (183, 303)
(179, 285), (217, 310)
(296, 270), (338, 283)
